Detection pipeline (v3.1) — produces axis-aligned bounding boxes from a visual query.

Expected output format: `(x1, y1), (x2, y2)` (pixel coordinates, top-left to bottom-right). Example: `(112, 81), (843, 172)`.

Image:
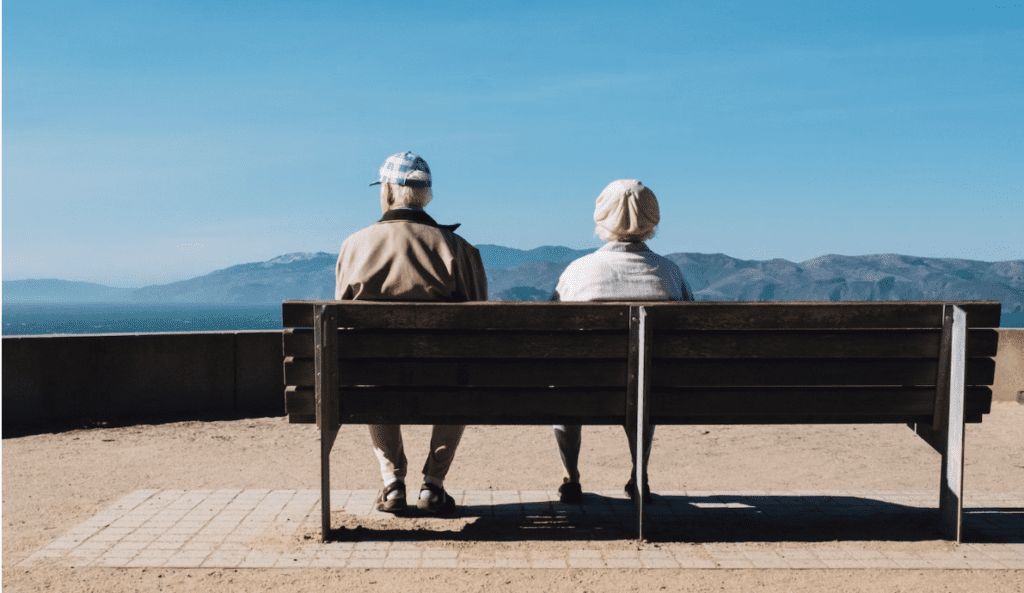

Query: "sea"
(3, 302), (1022, 336)
(2, 303), (283, 336)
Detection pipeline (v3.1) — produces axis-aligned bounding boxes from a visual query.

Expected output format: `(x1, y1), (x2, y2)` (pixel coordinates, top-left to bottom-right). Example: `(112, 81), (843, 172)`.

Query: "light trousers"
(553, 424), (654, 484)
(369, 424), (465, 484)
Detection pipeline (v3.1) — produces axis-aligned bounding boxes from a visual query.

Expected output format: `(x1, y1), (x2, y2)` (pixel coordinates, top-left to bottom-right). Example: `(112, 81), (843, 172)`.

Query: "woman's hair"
(594, 180), (660, 242)
(382, 182), (433, 209)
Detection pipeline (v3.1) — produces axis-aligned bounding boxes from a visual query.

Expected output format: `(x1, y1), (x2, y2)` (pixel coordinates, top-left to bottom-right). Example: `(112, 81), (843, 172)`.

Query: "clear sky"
(3, 1), (1022, 287)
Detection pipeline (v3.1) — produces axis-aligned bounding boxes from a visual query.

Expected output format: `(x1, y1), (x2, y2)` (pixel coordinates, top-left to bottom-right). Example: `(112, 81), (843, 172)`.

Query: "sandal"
(375, 481), (407, 514)
(416, 483), (456, 516)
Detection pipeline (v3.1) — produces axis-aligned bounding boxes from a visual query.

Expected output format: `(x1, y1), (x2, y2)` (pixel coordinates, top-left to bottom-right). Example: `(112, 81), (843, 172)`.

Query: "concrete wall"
(3, 328), (1022, 431)
(993, 328), (1024, 404)
(2, 331), (284, 430)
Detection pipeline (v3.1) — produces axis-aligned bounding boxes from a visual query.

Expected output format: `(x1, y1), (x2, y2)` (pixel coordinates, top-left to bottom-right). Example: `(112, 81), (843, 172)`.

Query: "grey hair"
(382, 183), (433, 209)
(595, 225), (657, 243)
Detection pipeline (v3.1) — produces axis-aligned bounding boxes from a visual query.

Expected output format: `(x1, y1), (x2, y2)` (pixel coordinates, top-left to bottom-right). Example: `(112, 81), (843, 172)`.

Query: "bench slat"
(285, 357), (996, 388)
(288, 386), (626, 424)
(282, 386), (991, 425)
(285, 358), (628, 388)
(650, 386), (992, 419)
(285, 328), (628, 359)
(652, 329), (998, 359)
(283, 301), (1002, 330)
(283, 328), (999, 359)
(651, 358), (996, 387)
(284, 302), (631, 330)
(644, 301), (1002, 330)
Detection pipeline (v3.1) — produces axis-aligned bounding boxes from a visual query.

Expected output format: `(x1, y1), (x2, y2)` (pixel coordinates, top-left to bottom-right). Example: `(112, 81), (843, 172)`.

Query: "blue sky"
(3, 0), (1022, 287)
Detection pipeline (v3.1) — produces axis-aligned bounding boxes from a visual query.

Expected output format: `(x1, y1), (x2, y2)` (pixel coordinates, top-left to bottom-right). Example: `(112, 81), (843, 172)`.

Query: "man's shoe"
(558, 482), (583, 504)
(375, 482), (407, 514)
(416, 483), (456, 516)
(624, 479), (653, 504)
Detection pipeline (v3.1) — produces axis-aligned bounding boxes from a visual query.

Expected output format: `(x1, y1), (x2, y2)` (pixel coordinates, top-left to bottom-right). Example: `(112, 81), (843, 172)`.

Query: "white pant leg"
(369, 424), (407, 484)
(553, 424), (582, 483)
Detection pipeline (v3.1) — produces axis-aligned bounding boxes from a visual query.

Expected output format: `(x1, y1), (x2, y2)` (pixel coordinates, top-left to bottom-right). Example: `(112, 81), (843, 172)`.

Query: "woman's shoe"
(624, 479), (653, 504)
(558, 482), (583, 504)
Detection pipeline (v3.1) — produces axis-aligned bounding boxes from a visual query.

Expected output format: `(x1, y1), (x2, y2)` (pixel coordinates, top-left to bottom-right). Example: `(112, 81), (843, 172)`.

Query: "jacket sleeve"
(334, 240), (350, 300)
(457, 241), (489, 302)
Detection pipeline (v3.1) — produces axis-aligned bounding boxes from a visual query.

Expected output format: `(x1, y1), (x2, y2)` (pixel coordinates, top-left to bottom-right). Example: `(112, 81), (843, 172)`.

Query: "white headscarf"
(593, 180), (660, 242)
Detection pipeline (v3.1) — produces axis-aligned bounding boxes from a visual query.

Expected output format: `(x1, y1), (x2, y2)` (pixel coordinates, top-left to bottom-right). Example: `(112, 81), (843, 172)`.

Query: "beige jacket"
(335, 209), (488, 302)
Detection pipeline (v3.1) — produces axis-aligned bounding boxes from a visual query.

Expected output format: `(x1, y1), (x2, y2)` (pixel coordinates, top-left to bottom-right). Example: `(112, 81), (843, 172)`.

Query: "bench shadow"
(324, 494), (1024, 545)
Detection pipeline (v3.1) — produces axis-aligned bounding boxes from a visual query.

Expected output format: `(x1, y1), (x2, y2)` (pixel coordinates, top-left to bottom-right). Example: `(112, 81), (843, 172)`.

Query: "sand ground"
(3, 403), (1023, 592)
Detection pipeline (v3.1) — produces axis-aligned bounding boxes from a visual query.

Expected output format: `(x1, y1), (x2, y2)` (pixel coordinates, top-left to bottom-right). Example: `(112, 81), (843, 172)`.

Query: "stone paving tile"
(239, 550), (282, 568)
(19, 489), (1024, 570)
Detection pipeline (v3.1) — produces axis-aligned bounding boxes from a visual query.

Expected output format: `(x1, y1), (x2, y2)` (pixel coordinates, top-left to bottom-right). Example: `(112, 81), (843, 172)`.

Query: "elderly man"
(335, 152), (488, 515)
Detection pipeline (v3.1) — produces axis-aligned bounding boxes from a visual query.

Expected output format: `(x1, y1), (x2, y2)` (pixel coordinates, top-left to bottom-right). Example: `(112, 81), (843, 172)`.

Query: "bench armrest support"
(315, 304), (340, 540)
(627, 306), (652, 541)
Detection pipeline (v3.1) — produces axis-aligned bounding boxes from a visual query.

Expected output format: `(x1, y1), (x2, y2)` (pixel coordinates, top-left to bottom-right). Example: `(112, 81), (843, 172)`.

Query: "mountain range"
(4, 245), (1023, 324)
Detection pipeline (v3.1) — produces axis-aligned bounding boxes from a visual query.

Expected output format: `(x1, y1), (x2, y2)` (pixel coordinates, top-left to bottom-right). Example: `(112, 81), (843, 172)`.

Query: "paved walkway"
(18, 489), (1024, 570)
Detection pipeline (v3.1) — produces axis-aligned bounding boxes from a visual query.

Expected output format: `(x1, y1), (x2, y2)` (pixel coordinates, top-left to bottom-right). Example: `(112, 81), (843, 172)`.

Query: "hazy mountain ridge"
(127, 252), (338, 304)
(1, 279), (134, 303)
(668, 253), (1024, 312)
(5, 249), (1023, 321)
(476, 244), (596, 270)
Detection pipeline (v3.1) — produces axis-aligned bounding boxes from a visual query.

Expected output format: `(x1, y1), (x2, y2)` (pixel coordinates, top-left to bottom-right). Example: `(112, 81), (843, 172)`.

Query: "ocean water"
(2, 303), (283, 336)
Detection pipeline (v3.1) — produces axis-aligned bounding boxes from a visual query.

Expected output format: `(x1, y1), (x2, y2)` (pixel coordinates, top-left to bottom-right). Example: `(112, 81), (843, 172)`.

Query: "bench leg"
(315, 305), (340, 542)
(627, 306), (652, 543)
(937, 305), (967, 543)
(908, 305), (967, 542)
(320, 425), (339, 541)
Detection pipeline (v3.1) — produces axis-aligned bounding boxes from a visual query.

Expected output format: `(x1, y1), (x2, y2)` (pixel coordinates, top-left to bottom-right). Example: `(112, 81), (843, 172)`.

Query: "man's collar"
(378, 208), (461, 232)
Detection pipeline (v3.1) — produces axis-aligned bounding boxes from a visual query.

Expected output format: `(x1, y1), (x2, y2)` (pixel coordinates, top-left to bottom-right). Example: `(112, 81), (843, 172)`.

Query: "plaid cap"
(369, 152), (432, 188)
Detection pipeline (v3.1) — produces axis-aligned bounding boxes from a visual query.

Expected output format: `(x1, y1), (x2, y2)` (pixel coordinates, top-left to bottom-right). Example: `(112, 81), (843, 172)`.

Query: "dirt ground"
(4, 403), (1023, 592)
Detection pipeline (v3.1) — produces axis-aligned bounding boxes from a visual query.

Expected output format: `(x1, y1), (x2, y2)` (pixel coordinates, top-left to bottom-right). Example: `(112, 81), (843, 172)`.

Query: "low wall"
(994, 329), (1024, 404)
(2, 331), (284, 431)
(3, 329), (1022, 432)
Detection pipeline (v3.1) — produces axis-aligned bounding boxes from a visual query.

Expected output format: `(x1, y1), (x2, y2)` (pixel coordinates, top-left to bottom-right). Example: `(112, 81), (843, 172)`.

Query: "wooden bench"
(282, 300), (1001, 543)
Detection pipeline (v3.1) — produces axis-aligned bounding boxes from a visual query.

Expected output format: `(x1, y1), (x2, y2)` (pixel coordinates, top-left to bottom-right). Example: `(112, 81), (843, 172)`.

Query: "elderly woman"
(551, 179), (693, 504)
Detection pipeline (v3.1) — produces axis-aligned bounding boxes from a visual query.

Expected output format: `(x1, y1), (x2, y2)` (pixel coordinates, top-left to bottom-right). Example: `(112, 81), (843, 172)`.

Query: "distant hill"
(1, 279), (133, 303)
(669, 253), (1024, 308)
(476, 244), (595, 270)
(127, 252), (336, 305)
(4, 247), (1022, 325)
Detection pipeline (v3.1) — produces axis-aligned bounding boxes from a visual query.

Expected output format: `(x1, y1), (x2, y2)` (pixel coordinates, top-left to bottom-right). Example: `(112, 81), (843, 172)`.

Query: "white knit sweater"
(553, 242), (692, 302)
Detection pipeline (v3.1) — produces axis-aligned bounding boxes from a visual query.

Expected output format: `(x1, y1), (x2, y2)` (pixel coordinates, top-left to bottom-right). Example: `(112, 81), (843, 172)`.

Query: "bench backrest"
(282, 301), (1000, 427)
(284, 300), (1002, 543)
